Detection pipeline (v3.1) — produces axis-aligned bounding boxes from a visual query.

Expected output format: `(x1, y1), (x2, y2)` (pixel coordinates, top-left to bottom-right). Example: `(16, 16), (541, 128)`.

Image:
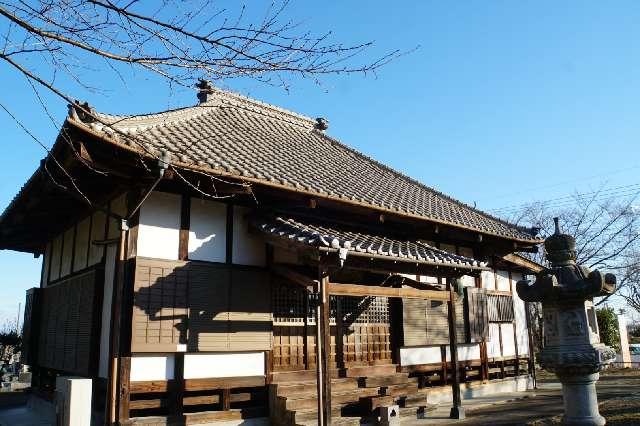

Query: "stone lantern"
(517, 218), (617, 426)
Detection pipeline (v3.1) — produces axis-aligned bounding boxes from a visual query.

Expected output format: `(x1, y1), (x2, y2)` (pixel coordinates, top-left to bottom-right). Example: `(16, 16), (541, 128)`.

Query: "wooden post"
(314, 266), (331, 426)
(525, 301), (538, 389)
(446, 277), (464, 419)
(107, 221), (128, 425)
(173, 353), (185, 415)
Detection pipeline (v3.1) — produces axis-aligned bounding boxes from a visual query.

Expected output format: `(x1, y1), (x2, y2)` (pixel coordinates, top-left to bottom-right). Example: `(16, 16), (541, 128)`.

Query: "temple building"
(1, 83), (543, 425)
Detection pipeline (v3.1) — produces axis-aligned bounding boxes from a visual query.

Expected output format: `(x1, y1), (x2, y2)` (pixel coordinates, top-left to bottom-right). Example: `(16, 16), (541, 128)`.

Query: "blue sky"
(1, 1), (639, 324)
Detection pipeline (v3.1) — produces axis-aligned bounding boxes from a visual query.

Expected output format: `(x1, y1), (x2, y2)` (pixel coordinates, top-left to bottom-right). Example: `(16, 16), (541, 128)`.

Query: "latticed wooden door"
(338, 296), (392, 366)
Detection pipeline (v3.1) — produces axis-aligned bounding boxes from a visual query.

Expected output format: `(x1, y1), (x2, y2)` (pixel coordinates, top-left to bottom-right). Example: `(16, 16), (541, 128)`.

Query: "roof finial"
(196, 79), (214, 103)
(314, 117), (329, 131)
(553, 217), (561, 235)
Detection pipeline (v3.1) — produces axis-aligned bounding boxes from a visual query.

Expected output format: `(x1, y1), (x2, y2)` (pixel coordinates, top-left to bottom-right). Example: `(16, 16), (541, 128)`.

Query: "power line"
(489, 183), (640, 215)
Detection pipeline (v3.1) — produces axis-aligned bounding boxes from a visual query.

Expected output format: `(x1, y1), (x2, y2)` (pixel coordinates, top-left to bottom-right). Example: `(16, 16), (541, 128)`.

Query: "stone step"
(276, 378), (358, 397)
(358, 373), (409, 388)
(345, 364), (398, 378)
(399, 404), (437, 420)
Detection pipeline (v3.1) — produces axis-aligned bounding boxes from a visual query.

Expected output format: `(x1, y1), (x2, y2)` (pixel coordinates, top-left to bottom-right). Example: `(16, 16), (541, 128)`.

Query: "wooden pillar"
(107, 220), (128, 425)
(525, 301), (538, 389)
(446, 277), (464, 419)
(314, 267), (331, 426)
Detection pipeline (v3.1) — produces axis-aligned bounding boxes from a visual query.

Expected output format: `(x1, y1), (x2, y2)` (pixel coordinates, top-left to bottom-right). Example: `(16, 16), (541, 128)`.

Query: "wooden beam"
(272, 264), (318, 291)
(178, 194), (190, 261)
(316, 267), (331, 426)
(446, 278), (464, 419)
(328, 282), (453, 301)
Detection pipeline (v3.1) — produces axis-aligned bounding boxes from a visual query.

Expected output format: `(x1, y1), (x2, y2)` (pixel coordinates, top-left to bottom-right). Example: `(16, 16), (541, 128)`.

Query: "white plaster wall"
(49, 234), (63, 281)
(184, 352), (265, 378)
(137, 191), (181, 260)
(98, 244), (117, 378)
(496, 270), (511, 291)
(481, 270), (495, 290)
(60, 227), (74, 277)
(88, 210), (106, 266)
(130, 355), (175, 381)
(188, 198), (227, 262)
(459, 275), (475, 287)
(73, 216), (90, 272)
(418, 275), (439, 284)
(399, 346), (442, 366)
(487, 323), (502, 358)
(445, 343), (481, 361)
(232, 206), (265, 266)
(501, 323), (516, 357)
(511, 272), (529, 356)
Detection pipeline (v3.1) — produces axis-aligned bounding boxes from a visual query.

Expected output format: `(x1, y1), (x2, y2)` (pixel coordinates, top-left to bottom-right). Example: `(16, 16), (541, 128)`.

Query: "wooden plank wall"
(36, 270), (100, 375)
(132, 258), (272, 353)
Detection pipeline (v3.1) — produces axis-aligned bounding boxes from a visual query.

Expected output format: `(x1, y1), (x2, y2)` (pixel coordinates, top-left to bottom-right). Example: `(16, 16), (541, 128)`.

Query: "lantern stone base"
(559, 373), (605, 426)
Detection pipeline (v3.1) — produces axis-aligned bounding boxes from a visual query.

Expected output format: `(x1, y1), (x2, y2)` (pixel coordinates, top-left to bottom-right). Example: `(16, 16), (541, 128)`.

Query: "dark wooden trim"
(221, 389), (231, 411)
(226, 204), (234, 264)
(328, 282), (452, 300)
(440, 345), (448, 385)
(125, 376), (270, 393)
(179, 194), (190, 261)
(117, 356), (131, 421)
(264, 350), (273, 385)
(85, 212), (93, 270)
(58, 231), (65, 280)
(45, 263), (103, 287)
(172, 353), (185, 415)
(69, 223), (77, 275)
(126, 211), (139, 260)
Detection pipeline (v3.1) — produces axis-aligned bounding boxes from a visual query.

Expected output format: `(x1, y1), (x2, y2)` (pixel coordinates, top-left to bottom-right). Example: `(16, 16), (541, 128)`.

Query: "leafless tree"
(0, 0), (405, 205)
(510, 188), (640, 311)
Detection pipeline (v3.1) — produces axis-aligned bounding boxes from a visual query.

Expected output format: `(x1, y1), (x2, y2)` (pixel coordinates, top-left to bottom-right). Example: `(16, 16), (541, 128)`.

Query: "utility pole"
(16, 302), (21, 334)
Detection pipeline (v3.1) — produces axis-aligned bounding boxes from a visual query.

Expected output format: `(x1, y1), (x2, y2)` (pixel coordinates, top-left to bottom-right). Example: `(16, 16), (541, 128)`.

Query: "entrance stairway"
(270, 364), (433, 425)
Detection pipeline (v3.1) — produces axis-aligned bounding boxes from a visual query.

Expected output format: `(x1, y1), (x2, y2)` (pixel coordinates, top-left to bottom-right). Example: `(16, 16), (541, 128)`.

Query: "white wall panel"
(496, 270), (511, 291)
(232, 206), (265, 266)
(60, 227), (74, 277)
(481, 270), (495, 290)
(188, 198), (227, 262)
(99, 244), (117, 378)
(49, 234), (63, 281)
(501, 323), (516, 357)
(184, 352), (265, 378)
(137, 191), (181, 260)
(511, 272), (529, 355)
(446, 343), (481, 361)
(130, 355), (175, 381)
(88, 210), (106, 266)
(487, 323), (502, 358)
(73, 217), (90, 272)
(399, 346), (442, 366)
(460, 275), (475, 287)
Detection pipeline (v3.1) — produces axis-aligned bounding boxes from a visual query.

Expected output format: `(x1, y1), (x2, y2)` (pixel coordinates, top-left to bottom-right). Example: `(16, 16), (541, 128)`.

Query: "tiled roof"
(68, 86), (539, 242)
(254, 215), (488, 271)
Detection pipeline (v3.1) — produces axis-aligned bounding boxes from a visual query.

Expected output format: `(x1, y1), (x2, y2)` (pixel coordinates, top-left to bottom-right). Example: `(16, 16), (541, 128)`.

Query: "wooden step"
(276, 378), (358, 397)
(401, 392), (429, 408)
(295, 416), (361, 426)
(358, 373), (408, 387)
(280, 387), (379, 411)
(271, 369), (341, 383)
(365, 394), (396, 411)
(345, 364), (398, 378)
(379, 383), (416, 398)
(288, 405), (343, 424)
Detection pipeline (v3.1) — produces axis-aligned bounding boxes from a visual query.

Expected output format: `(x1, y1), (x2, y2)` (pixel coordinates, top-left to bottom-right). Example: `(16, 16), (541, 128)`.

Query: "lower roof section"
(253, 215), (489, 273)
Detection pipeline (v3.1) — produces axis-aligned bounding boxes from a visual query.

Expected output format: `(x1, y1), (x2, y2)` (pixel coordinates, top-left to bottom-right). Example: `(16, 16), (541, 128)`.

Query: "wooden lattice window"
(487, 293), (515, 322)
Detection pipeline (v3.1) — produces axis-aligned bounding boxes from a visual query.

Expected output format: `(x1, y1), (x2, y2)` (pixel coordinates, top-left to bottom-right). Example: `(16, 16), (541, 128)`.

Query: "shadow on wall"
(133, 260), (272, 353)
